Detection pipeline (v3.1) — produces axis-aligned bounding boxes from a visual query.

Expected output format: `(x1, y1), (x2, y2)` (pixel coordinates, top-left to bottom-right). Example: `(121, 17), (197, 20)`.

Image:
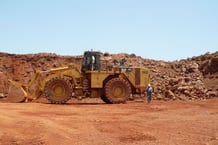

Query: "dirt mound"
(0, 51), (217, 101)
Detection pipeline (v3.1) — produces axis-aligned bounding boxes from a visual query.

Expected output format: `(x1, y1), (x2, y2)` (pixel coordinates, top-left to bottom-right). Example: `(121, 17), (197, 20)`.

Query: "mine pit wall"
(0, 52), (217, 100)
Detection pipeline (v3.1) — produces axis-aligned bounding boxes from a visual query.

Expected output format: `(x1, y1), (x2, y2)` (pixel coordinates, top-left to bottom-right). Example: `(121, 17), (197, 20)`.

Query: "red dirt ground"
(0, 98), (218, 145)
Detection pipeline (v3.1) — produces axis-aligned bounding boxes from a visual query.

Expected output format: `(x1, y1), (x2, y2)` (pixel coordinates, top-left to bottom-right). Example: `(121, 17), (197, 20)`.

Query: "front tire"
(44, 77), (72, 104)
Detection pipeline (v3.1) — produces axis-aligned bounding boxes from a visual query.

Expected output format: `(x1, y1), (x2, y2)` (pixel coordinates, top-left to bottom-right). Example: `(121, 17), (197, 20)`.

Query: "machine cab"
(81, 51), (101, 72)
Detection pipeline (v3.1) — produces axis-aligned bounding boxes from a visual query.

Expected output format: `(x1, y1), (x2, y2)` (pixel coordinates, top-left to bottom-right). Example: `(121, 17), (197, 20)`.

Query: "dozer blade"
(6, 85), (26, 103)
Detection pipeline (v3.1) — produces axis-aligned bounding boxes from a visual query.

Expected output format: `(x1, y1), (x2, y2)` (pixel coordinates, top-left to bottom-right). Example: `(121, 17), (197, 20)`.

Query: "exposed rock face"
(0, 51), (217, 100)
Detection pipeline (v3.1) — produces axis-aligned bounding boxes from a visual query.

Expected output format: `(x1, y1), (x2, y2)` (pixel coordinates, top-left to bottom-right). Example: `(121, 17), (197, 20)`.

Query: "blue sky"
(0, 0), (217, 61)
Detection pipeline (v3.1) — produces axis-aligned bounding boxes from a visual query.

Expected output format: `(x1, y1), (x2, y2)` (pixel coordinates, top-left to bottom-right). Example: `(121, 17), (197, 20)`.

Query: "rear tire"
(104, 78), (131, 104)
(44, 77), (72, 104)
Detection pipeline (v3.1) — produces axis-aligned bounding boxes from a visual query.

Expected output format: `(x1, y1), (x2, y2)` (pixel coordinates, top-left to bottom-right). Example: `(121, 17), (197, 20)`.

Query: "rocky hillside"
(0, 51), (217, 100)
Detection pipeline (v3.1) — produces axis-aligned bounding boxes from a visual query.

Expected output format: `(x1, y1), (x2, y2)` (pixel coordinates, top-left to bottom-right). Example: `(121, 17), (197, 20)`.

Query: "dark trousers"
(147, 93), (152, 104)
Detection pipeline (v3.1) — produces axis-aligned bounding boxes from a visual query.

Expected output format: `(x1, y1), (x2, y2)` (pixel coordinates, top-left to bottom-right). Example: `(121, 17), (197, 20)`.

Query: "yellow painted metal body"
(88, 67), (150, 95)
(121, 67), (150, 93)
(88, 67), (149, 88)
(8, 62), (150, 101)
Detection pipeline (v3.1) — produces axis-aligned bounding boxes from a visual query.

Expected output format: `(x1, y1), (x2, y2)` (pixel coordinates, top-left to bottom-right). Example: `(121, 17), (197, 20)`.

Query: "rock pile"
(146, 58), (217, 100)
(163, 62), (209, 100)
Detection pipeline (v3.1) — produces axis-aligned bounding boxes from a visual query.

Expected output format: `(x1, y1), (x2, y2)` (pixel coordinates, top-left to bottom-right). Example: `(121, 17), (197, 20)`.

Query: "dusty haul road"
(0, 98), (218, 145)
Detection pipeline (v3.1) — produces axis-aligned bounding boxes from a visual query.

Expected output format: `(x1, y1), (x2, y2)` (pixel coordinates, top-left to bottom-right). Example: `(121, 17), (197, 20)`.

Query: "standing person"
(145, 84), (153, 104)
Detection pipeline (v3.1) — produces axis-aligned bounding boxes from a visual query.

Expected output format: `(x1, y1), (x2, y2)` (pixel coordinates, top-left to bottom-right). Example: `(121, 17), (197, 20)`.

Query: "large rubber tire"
(104, 78), (131, 104)
(44, 78), (72, 104)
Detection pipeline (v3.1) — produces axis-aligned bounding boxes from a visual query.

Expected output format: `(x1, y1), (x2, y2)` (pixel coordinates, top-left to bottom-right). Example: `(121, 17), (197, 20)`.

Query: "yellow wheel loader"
(7, 51), (150, 104)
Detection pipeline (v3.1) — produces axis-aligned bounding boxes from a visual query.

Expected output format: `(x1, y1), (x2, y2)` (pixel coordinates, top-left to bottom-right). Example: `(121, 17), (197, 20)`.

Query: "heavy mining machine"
(7, 51), (150, 104)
